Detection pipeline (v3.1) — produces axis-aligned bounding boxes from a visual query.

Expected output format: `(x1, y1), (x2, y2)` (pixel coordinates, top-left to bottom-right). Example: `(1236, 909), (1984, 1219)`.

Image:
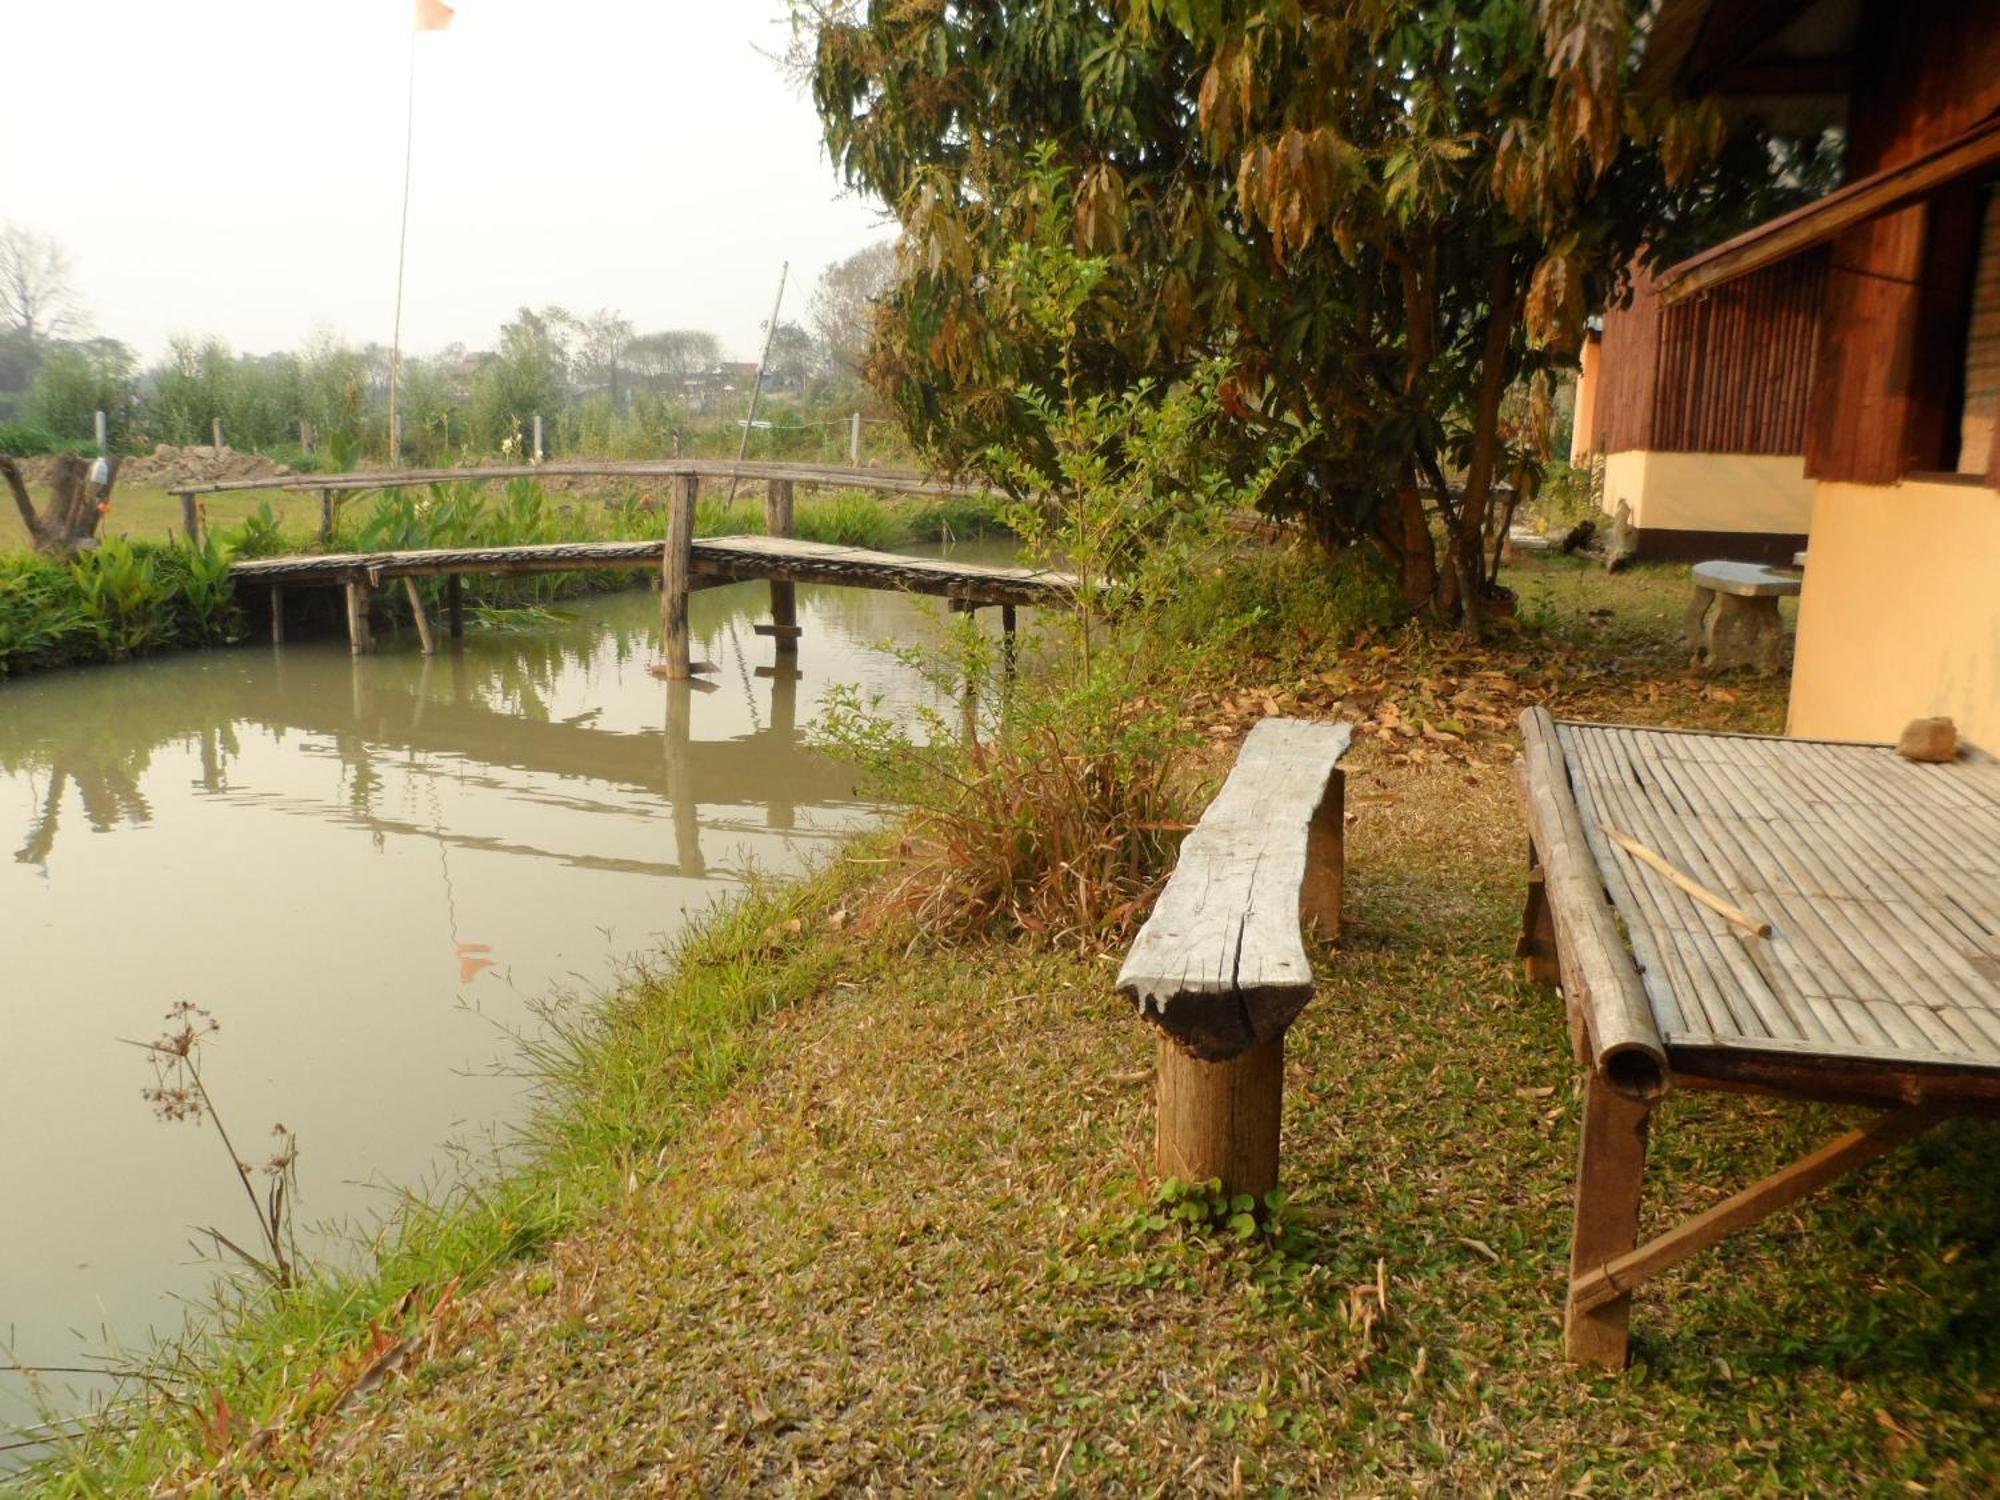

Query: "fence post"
(849, 411), (862, 466)
(212, 417), (224, 450)
(94, 410), (108, 455)
(531, 413), (544, 463)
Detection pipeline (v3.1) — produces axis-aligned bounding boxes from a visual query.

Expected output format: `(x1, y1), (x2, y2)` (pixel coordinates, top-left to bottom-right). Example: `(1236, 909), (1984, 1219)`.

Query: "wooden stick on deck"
(1599, 824), (1773, 937)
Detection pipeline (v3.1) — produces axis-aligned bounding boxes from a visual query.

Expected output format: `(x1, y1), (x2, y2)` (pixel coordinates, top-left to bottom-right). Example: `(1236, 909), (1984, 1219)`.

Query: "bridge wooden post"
(269, 586), (285, 645)
(759, 478), (801, 658)
(344, 578), (374, 654)
(403, 576), (438, 656)
(659, 472), (698, 679)
(447, 575), (464, 640)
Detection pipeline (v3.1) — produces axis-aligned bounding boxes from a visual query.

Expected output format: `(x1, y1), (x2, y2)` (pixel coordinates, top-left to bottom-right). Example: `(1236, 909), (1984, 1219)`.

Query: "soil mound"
(14, 445), (296, 490)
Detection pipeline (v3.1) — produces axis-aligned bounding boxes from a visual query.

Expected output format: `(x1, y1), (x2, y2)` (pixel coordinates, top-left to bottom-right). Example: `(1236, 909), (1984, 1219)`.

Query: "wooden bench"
(1518, 708), (1999, 1369)
(1117, 718), (1353, 1197)
(1683, 560), (1801, 673)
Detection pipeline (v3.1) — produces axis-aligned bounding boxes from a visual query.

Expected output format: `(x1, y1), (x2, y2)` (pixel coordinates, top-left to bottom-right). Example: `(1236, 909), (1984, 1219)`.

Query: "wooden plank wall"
(1592, 254), (1824, 457)
(1806, 0), (2000, 484)
(1653, 252), (1826, 453)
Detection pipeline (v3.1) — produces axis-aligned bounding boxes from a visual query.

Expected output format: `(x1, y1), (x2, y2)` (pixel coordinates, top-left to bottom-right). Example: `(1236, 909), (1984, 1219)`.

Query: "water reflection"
(0, 557), (1003, 1449)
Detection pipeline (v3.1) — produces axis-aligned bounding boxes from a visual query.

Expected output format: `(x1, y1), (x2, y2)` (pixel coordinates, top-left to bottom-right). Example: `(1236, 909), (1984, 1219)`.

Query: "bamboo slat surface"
(1553, 720), (2000, 1071)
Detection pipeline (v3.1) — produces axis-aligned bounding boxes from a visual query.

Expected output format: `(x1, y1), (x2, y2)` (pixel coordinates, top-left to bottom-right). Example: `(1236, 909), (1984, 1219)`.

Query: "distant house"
(1620, 0), (2000, 745)
(1572, 255), (1822, 565)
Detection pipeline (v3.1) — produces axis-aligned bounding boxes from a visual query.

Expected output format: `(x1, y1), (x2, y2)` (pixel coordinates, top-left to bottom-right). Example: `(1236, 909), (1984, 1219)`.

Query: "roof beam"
(1658, 115), (2000, 306)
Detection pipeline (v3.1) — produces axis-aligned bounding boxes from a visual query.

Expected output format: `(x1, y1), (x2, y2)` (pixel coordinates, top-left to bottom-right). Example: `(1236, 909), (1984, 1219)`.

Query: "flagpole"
(389, 28), (418, 468)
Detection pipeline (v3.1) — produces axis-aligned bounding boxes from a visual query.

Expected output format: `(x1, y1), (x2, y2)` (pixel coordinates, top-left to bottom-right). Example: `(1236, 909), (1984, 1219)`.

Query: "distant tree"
(626, 329), (721, 390)
(575, 308), (636, 407)
(766, 320), (823, 392)
(26, 338), (140, 446)
(0, 222), (83, 351)
(799, 1), (1802, 624)
(809, 240), (897, 374)
(145, 336), (238, 446)
(469, 307), (573, 449)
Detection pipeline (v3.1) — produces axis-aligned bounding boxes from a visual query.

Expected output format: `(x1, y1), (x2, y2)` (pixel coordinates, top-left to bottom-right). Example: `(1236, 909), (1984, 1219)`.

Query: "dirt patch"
(13, 445), (296, 493)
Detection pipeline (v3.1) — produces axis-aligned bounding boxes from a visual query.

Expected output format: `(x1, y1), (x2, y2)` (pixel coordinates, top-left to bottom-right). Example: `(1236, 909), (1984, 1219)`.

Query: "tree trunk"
(1, 453), (119, 556)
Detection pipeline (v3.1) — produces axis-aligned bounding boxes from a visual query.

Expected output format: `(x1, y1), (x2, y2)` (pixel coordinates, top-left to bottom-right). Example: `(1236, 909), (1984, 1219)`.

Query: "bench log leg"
(1156, 1034), (1282, 1201)
(1566, 1070), (1651, 1369)
(1302, 769), (1344, 938)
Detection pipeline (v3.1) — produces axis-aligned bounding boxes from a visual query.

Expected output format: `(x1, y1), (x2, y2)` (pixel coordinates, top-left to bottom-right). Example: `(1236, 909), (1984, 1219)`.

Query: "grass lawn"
(33, 554), (1994, 1495)
(0, 485), (315, 553)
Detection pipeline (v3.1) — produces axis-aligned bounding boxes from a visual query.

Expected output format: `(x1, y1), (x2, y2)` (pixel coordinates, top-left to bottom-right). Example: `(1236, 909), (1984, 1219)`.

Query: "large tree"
(800, 0), (1791, 624)
(809, 240), (899, 374)
(0, 222), (83, 351)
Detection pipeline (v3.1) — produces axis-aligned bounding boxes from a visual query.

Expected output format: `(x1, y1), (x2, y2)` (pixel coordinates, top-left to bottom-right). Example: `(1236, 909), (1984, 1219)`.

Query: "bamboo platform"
(1517, 709), (1999, 1369)
(1553, 717), (2000, 1080)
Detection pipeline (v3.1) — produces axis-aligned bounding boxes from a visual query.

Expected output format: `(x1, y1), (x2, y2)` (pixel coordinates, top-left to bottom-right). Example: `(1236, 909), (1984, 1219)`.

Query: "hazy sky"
(2, 1), (891, 362)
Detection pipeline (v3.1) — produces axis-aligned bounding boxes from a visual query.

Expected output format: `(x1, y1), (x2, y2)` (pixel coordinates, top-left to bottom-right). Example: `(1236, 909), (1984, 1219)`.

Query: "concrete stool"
(1684, 561), (1801, 673)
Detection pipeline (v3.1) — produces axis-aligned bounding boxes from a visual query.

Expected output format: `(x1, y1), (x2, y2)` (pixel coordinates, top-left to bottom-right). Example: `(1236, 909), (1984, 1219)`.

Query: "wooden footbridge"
(205, 462), (1077, 674)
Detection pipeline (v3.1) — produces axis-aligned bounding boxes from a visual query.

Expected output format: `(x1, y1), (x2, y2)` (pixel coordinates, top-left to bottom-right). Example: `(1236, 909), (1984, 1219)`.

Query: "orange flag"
(416, 0), (455, 31)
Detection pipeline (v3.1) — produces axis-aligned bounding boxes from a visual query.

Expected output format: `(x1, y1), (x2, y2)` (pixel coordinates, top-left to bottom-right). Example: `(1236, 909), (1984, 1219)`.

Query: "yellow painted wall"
(1788, 478), (2000, 746)
(1570, 337), (1601, 467)
(1600, 450), (1816, 535)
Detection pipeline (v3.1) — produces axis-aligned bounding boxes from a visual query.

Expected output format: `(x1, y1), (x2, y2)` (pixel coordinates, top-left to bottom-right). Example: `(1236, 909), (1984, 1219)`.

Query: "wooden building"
(1633, 0), (2000, 745)
(1576, 252), (1823, 563)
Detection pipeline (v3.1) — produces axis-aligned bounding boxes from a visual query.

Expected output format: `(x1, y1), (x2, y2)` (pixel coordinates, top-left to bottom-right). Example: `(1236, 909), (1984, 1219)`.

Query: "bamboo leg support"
(447, 574), (464, 640)
(1565, 1070), (1651, 1369)
(1156, 1035), (1283, 1201)
(269, 585), (285, 645)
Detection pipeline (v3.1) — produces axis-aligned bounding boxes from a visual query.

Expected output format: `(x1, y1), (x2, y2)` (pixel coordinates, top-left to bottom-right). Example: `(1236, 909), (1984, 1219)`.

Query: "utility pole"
(727, 261), (789, 505)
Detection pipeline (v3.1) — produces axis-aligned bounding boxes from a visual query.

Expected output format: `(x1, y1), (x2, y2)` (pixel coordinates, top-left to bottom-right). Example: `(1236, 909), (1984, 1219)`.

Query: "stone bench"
(1683, 560), (1801, 673)
(1116, 718), (1353, 1198)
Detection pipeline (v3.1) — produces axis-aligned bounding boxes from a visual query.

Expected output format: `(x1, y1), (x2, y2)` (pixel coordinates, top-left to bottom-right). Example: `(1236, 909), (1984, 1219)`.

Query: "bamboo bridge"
(203, 462), (1077, 671)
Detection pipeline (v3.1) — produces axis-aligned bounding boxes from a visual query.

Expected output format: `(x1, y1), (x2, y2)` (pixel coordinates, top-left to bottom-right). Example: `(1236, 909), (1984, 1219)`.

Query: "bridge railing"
(169, 459), (996, 542)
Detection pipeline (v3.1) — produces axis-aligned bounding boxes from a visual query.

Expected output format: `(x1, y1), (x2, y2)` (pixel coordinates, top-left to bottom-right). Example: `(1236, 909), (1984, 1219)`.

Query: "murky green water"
(0, 551), (1008, 1445)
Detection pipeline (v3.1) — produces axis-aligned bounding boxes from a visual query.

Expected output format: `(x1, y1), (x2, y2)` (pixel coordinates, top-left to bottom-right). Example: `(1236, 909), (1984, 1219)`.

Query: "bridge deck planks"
(230, 534), (1077, 609)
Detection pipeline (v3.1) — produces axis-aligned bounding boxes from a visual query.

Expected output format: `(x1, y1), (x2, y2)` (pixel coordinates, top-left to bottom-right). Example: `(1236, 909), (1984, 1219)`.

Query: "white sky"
(1, 0), (890, 363)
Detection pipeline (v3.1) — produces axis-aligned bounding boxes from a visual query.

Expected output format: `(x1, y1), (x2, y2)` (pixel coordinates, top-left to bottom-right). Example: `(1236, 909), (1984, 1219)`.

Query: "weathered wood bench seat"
(1518, 707), (1999, 1368)
(1683, 560), (1802, 672)
(1117, 718), (1353, 1197)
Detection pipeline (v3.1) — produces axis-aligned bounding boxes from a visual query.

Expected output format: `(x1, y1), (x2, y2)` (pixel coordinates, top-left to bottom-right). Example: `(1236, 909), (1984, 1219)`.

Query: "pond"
(0, 550), (1008, 1448)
